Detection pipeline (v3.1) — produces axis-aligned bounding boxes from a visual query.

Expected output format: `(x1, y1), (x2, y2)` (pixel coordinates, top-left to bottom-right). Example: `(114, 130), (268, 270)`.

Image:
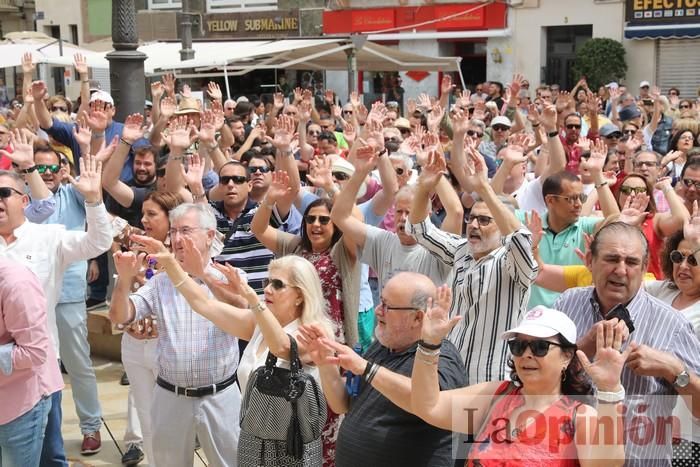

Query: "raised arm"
(251, 171), (290, 253)
(588, 139), (620, 220)
(329, 146), (372, 251)
(654, 176), (691, 236)
(447, 109), (475, 193)
(0, 129), (51, 202)
(74, 53), (90, 118)
(164, 116), (196, 195)
(149, 96), (175, 148)
(31, 81), (53, 131)
(102, 114), (145, 207)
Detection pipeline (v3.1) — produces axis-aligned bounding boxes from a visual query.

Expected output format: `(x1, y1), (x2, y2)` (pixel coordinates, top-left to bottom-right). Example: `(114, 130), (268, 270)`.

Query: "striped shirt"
(554, 287), (700, 466)
(408, 219), (538, 384)
(130, 266), (240, 388)
(211, 199), (273, 296)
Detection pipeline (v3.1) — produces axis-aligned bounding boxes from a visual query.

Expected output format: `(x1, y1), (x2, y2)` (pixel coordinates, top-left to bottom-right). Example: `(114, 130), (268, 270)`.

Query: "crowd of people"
(0, 51), (699, 467)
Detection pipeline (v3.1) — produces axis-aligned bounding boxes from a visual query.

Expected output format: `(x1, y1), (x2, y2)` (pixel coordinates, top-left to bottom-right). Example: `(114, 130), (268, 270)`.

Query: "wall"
(511, 0), (624, 87)
(624, 39), (656, 90)
(36, 0), (84, 44)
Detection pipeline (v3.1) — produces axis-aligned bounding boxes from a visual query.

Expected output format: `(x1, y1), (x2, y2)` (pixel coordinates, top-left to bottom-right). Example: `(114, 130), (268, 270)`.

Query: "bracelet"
(418, 339), (442, 351)
(417, 345), (440, 357)
(120, 138), (133, 147)
(365, 362), (380, 385)
(192, 193), (206, 202)
(597, 386), (625, 403)
(595, 181), (608, 189)
(173, 277), (187, 289)
(18, 166), (37, 174)
(363, 361), (373, 380)
(251, 301), (266, 313)
(92, 132), (105, 139)
(261, 198), (276, 209)
(547, 130), (559, 138)
(531, 123), (540, 127)
(171, 155), (184, 161)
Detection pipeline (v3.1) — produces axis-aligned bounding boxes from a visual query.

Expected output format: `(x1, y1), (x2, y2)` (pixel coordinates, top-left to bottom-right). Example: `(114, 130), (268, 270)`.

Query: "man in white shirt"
(0, 154), (112, 465)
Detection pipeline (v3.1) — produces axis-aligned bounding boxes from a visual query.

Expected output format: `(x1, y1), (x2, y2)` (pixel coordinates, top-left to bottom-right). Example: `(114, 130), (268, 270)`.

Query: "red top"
(641, 213), (663, 279)
(466, 382), (581, 467)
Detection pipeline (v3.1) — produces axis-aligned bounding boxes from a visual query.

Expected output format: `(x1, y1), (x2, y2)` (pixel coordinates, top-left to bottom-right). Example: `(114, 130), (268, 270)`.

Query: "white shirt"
(0, 204), (113, 351)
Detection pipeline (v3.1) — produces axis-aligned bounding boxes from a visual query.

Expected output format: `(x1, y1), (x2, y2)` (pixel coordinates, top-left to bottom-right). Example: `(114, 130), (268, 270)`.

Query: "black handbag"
(238, 334), (327, 466)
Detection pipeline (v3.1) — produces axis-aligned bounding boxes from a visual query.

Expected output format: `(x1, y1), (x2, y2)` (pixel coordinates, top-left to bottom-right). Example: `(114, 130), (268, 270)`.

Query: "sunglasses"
(682, 178), (700, 190)
(467, 214), (494, 227)
(332, 171), (350, 181)
(670, 250), (699, 267)
(304, 215), (331, 225)
(219, 175), (248, 185)
(51, 106), (68, 112)
(566, 124), (582, 130)
(619, 185), (647, 195)
(248, 166), (271, 174)
(623, 129), (637, 135)
(679, 105), (690, 110)
(550, 193), (588, 204)
(508, 339), (562, 357)
(395, 167), (405, 176)
(605, 133), (622, 140)
(342, 110), (353, 114)
(399, 128), (412, 134)
(0, 186), (24, 198)
(37, 164), (60, 174)
(308, 130), (321, 136)
(467, 130), (484, 138)
(263, 278), (289, 290)
(492, 125), (510, 132)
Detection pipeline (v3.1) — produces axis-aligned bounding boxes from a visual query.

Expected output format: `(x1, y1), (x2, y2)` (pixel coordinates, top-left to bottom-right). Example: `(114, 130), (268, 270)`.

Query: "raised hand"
(407, 98), (417, 115)
(113, 251), (146, 279)
(22, 52), (35, 75)
(349, 140), (377, 175)
(440, 74), (454, 96)
(265, 170), (293, 204)
(608, 87), (622, 102)
(212, 262), (257, 304)
(421, 285), (459, 345)
(524, 210), (544, 251)
(210, 100), (226, 130)
(368, 101), (387, 123)
(181, 152), (205, 189)
(356, 104), (369, 124)
(588, 139), (608, 175)
(122, 113), (145, 144)
(272, 115), (295, 149)
(87, 100), (109, 132)
(150, 81), (164, 101)
(197, 111), (217, 145)
(171, 235), (207, 278)
(540, 104), (558, 129)
(73, 53), (88, 76)
(273, 92), (285, 110)
(456, 89), (471, 108)
(93, 136), (118, 164)
(349, 91), (361, 109)
(417, 93), (432, 111)
(0, 129), (34, 169)
(625, 131), (644, 153)
(577, 321), (629, 392)
(292, 87), (303, 104)
(509, 73), (524, 99)
(160, 96), (176, 120)
(619, 192), (650, 226)
(69, 154), (103, 203)
(164, 116), (194, 151)
(306, 156), (334, 192)
(575, 232), (594, 262)
(206, 82), (223, 101)
(297, 324), (334, 367)
(473, 101), (487, 121)
(343, 122), (356, 145)
(324, 89), (334, 105)
(574, 136), (592, 152)
(427, 104), (445, 131)
(464, 146), (489, 190)
(418, 149), (447, 190)
(30, 80), (48, 102)
(162, 73), (176, 97)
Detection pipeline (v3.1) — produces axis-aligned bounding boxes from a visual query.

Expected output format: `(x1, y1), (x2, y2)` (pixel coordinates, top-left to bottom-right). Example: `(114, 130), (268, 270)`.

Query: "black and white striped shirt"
(554, 287), (700, 466)
(408, 219), (538, 384)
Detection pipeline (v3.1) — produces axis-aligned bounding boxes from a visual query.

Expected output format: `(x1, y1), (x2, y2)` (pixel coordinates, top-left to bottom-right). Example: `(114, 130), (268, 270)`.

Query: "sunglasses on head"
(467, 129), (484, 138)
(304, 215), (331, 225)
(670, 250), (700, 267)
(619, 185), (647, 195)
(0, 186), (24, 198)
(51, 106), (67, 112)
(492, 125), (510, 132)
(467, 214), (494, 227)
(682, 178), (700, 190)
(332, 171), (350, 181)
(263, 278), (289, 290)
(248, 166), (271, 174)
(508, 338), (562, 357)
(566, 124), (582, 130)
(37, 164), (60, 174)
(219, 175), (248, 185)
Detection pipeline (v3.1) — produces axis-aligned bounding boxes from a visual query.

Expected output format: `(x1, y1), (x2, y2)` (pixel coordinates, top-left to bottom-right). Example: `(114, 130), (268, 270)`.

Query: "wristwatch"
(18, 166), (37, 174)
(673, 368), (690, 389)
(547, 130), (559, 138)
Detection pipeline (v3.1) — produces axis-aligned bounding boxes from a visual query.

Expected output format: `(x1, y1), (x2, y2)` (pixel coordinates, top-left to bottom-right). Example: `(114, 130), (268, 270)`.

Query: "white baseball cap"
(501, 306), (577, 344)
(606, 82), (619, 89)
(639, 80), (651, 88)
(491, 116), (512, 128)
(89, 90), (114, 106)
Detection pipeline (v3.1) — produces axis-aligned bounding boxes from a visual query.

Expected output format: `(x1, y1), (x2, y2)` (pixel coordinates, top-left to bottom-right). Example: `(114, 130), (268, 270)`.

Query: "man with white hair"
(110, 203), (242, 467)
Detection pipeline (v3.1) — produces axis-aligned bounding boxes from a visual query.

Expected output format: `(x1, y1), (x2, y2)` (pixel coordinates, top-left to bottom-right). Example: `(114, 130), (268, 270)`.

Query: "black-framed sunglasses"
(263, 278), (289, 290)
(308, 130), (321, 136)
(332, 171), (350, 181)
(37, 164), (60, 174)
(467, 214), (494, 227)
(51, 106), (68, 112)
(670, 250), (699, 267)
(508, 338), (562, 357)
(566, 124), (582, 130)
(619, 185), (647, 195)
(342, 110), (353, 115)
(623, 129), (637, 135)
(304, 215), (331, 225)
(395, 167), (405, 176)
(219, 175), (248, 185)
(679, 105), (691, 110)
(248, 166), (271, 174)
(0, 186), (24, 198)
(467, 130), (484, 138)
(492, 125), (510, 132)
(399, 127), (412, 135)
(682, 178), (700, 190)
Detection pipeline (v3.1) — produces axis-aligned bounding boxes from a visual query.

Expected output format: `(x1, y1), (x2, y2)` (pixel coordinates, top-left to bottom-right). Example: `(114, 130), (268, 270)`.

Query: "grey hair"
(389, 152), (414, 171)
(169, 203), (217, 231)
(469, 119), (486, 131)
(0, 170), (25, 190)
(472, 194), (519, 213)
(409, 289), (432, 311)
(590, 221), (649, 265)
(634, 149), (663, 164)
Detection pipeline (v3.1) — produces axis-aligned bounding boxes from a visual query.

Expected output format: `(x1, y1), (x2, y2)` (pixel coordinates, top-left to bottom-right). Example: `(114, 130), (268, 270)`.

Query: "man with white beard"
(408, 146), (538, 384)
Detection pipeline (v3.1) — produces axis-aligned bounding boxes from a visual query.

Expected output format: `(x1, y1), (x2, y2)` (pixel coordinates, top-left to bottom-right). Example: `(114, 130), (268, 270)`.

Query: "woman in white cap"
(411, 287), (627, 466)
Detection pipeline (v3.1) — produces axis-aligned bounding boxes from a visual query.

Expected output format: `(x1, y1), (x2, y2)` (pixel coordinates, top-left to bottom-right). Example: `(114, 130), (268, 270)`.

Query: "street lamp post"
(180, 0), (195, 61)
(106, 0), (147, 122)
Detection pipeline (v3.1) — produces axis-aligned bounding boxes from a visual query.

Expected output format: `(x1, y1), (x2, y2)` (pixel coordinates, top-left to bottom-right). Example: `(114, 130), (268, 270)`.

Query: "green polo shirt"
(515, 211), (600, 308)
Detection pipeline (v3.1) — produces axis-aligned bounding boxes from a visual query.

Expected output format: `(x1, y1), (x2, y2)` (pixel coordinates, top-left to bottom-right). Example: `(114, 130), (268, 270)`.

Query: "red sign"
(350, 8), (394, 32)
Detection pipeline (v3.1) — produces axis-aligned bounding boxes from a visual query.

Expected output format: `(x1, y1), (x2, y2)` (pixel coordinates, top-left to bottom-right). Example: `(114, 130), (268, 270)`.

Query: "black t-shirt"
(335, 340), (468, 467)
(105, 181), (154, 229)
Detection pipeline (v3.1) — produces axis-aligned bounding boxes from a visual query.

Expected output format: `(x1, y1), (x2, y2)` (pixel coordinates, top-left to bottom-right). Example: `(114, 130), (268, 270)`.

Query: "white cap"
(639, 80), (651, 88)
(236, 96), (249, 103)
(501, 306), (577, 344)
(330, 156), (367, 199)
(606, 82), (619, 89)
(491, 115), (512, 128)
(89, 90), (114, 106)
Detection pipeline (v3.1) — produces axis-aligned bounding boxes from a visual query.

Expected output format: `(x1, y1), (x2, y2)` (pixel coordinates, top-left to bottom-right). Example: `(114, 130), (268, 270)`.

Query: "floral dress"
(302, 249), (344, 467)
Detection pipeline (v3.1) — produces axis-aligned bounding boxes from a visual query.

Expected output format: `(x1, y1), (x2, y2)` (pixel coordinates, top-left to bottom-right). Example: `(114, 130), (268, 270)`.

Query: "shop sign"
(205, 11), (300, 37)
(626, 0), (699, 23)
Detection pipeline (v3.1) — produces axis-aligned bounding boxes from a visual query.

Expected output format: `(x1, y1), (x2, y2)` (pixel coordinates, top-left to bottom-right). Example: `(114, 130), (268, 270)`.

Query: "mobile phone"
(605, 303), (635, 334)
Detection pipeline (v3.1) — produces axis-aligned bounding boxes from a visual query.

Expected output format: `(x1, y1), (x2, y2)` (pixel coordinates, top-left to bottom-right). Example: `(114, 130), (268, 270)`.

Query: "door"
(545, 25), (592, 89)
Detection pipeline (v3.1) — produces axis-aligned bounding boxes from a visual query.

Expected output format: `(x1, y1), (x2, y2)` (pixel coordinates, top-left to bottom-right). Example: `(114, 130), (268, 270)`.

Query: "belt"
(156, 373), (237, 398)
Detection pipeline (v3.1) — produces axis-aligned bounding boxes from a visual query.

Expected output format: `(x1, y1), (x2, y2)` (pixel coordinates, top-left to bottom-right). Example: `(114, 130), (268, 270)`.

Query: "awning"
(624, 23), (700, 40)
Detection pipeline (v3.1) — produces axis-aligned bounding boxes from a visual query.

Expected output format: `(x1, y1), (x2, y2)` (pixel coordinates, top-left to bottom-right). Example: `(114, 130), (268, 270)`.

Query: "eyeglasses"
(219, 175), (248, 185)
(304, 215), (331, 225)
(395, 167), (405, 176)
(670, 92), (679, 96)
(384, 137), (400, 144)
(508, 338), (562, 357)
(248, 166), (271, 174)
(623, 129), (637, 135)
(467, 214), (494, 227)
(399, 128), (411, 134)
(467, 130), (484, 138)
(263, 277), (290, 290)
(566, 124), (582, 130)
(670, 250), (700, 267)
(36, 164), (60, 174)
(332, 171), (350, 181)
(342, 110), (353, 114)
(0, 186), (24, 198)
(168, 226), (204, 237)
(679, 105), (691, 110)
(492, 125), (510, 132)
(283, 111), (298, 116)
(59, 158), (69, 166)
(377, 298), (420, 312)
(619, 185), (648, 195)
(634, 160), (658, 168)
(321, 125), (334, 130)
(308, 130), (321, 136)
(605, 134), (622, 140)
(550, 193), (588, 204)
(682, 178), (700, 190)
(51, 106), (67, 112)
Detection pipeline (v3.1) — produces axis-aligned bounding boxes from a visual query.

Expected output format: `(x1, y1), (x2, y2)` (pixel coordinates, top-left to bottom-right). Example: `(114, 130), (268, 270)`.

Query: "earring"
(295, 301), (301, 306)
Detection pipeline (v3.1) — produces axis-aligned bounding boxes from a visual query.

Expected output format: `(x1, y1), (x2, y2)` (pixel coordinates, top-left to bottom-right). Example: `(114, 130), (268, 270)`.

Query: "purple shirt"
(0, 258), (63, 424)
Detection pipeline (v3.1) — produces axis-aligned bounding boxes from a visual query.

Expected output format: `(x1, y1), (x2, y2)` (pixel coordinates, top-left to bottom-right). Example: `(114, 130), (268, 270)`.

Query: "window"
(207, 0), (278, 12)
(70, 24), (79, 45)
(149, 0), (182, 9)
